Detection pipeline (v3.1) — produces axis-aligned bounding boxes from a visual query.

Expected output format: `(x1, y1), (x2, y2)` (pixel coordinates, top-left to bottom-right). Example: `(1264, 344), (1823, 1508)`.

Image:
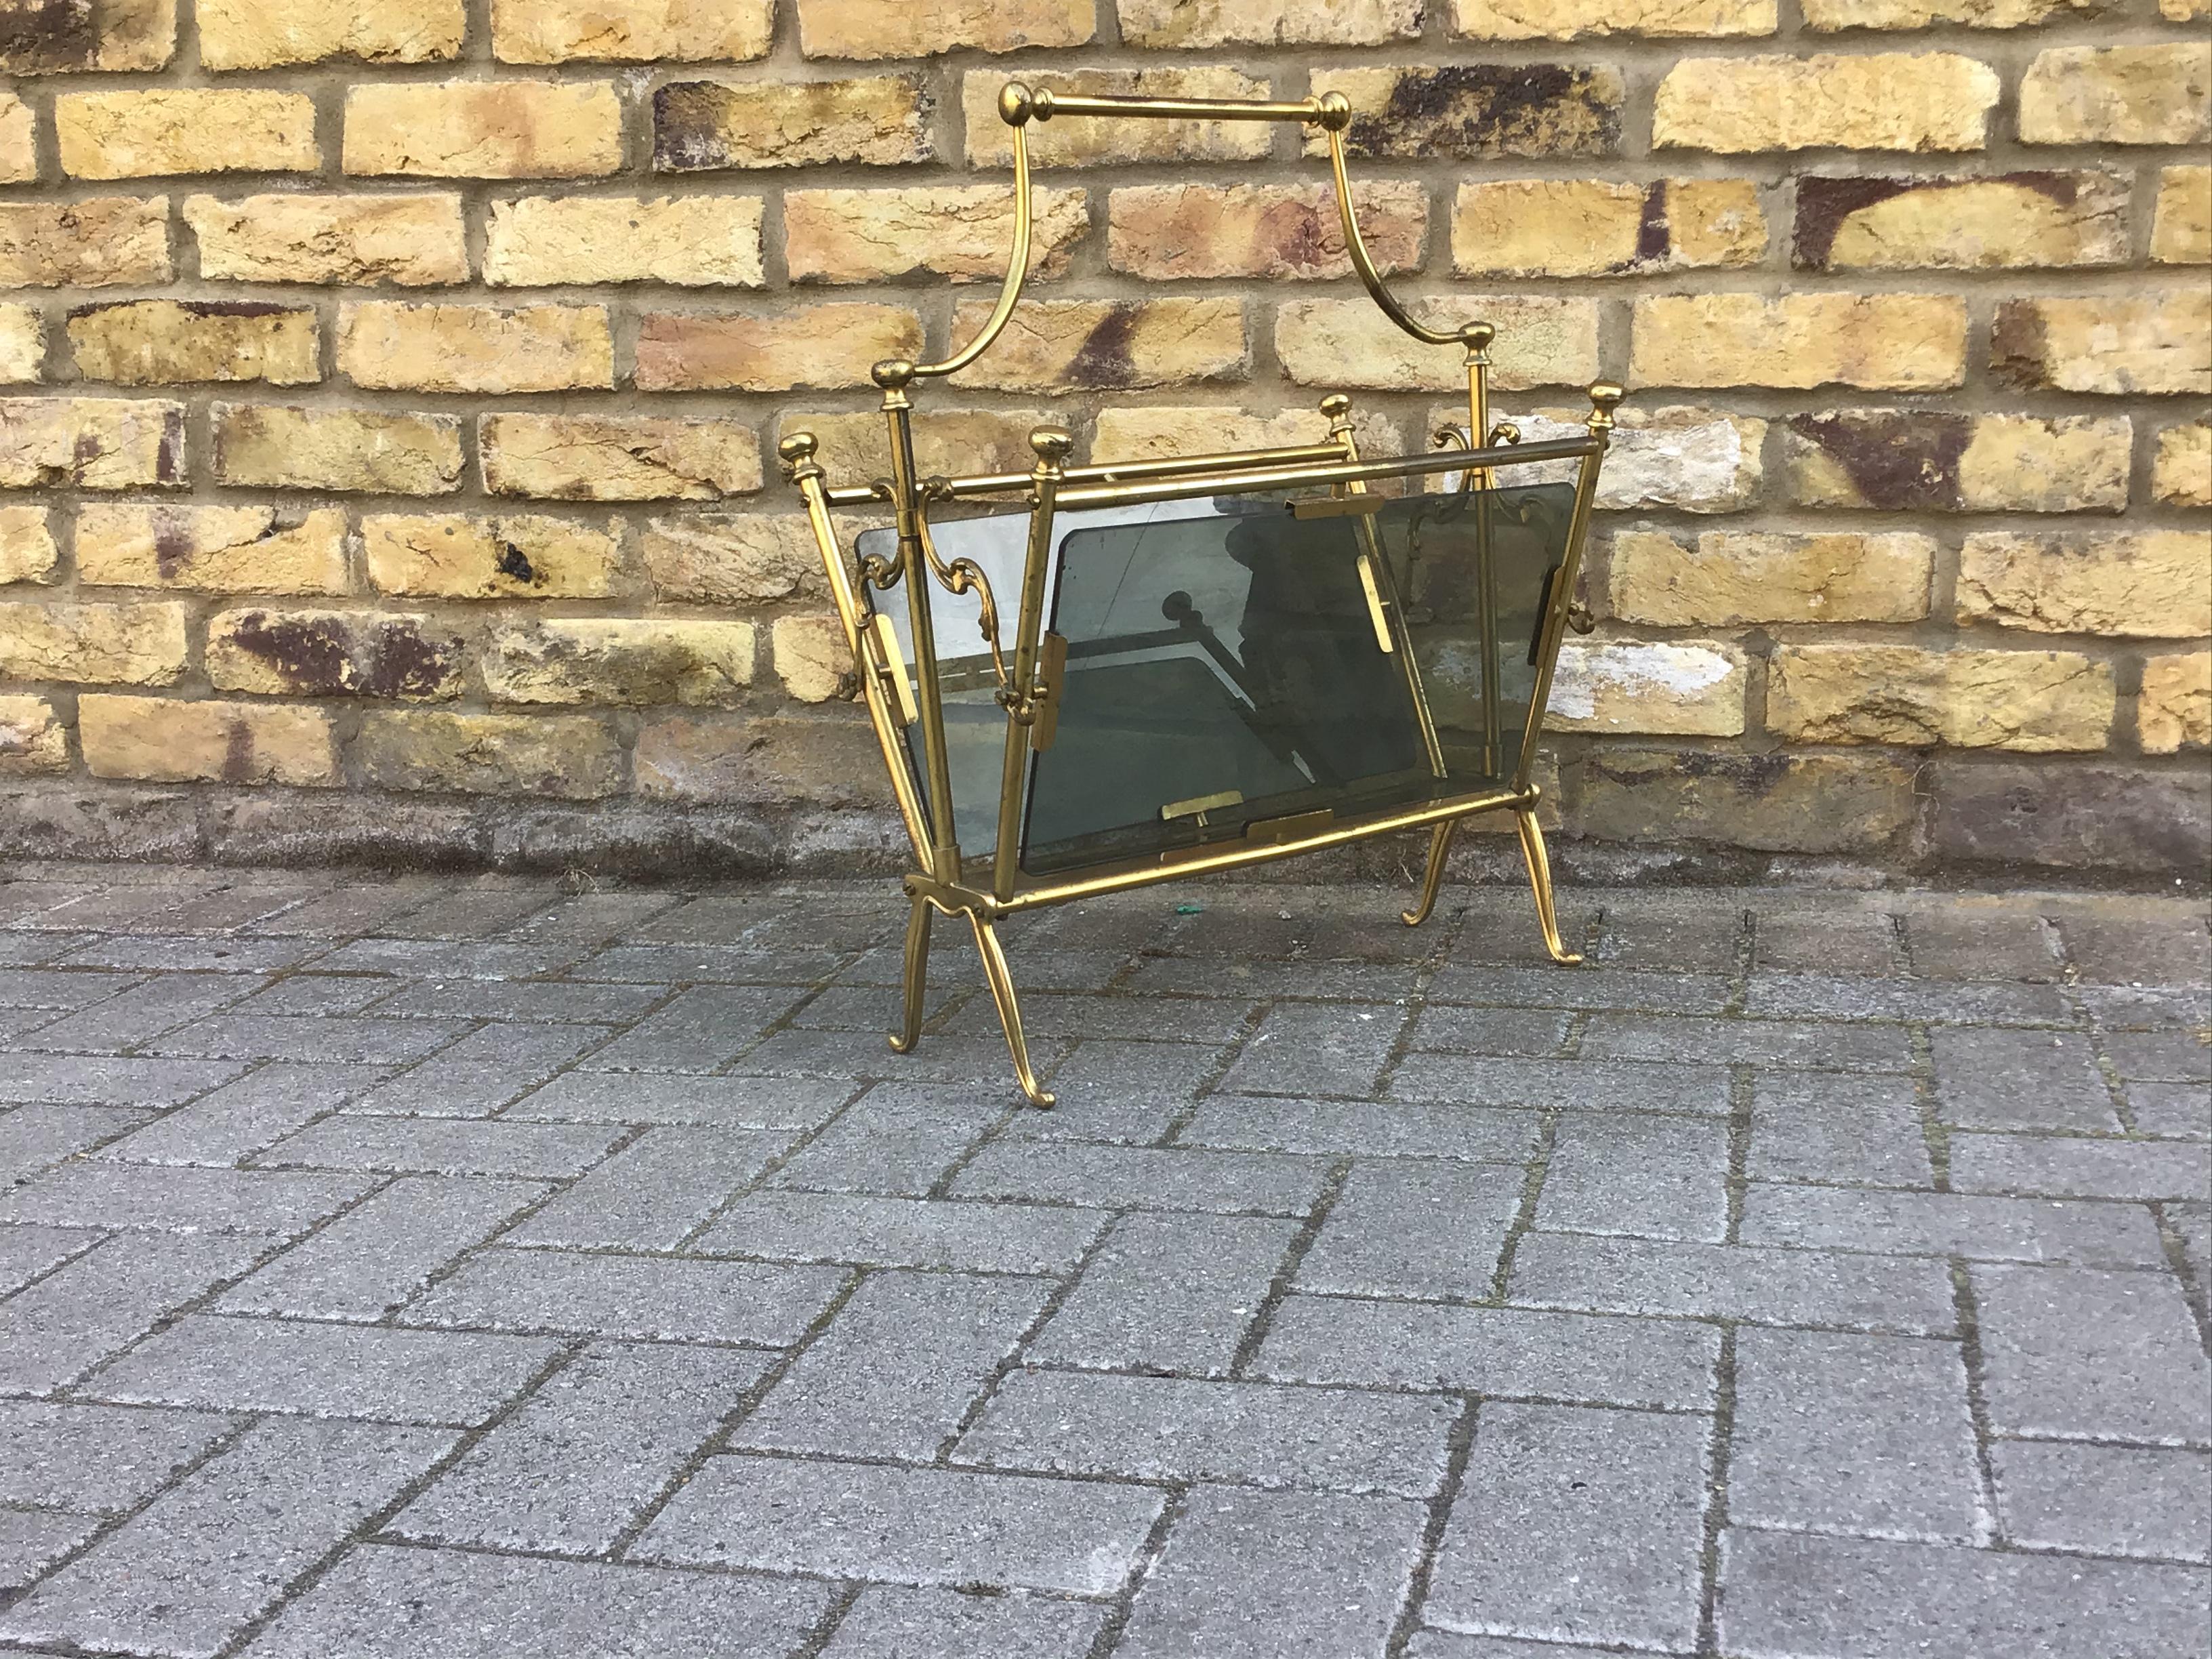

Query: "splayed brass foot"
(888, 897), (931, 1053)
(970, 912), (1055, 1107)
(1514, 808), (1582, 966)
(1402, 820), (1458, 927)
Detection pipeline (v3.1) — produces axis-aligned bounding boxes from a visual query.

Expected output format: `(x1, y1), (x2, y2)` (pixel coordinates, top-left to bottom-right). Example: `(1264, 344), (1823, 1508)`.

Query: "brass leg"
(1514, 808), (1584, 966)
(888, 897), (932, 1054)
(968, 912), (1055, 1109)
(1402, 820), (1458, 927)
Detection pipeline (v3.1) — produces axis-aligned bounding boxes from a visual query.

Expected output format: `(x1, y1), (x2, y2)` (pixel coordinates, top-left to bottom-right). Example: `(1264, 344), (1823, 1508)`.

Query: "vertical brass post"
(878, 361), (962, 884)
(778, 431), (933, 868)
(1513, 382), (1620, 798)
(993, 424), (1072, 903)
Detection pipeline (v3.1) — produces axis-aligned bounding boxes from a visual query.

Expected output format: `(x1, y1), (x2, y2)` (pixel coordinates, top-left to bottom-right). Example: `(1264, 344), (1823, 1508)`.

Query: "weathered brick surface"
(75, 504), (348, 593)
(0, 602), (188, 684)
(79, 693), (337, 785)
(1795, 171), (2129, 270)
(483, 196), (764, 287)
(0, 198), (171, 287)
(0, 0), (2196, 874)
(56, 89), (318, 178)
(654, 76), (931, 171)
(185, 193), (469, 286)
(67, 300), (321, 387)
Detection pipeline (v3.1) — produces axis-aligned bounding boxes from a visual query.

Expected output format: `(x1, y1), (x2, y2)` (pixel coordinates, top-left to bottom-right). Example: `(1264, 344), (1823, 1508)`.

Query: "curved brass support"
(1324, 123), (1492, 355)
(970, 911), (1054, 1107)
(911, 90), (1034, 382)
(1515, 806), (1583, 966)
(914, 481), (1008, 688)
(1403, 820), (1458, 928)
(889, 897), (932, 1053)
(1432, 424), (1470, 451)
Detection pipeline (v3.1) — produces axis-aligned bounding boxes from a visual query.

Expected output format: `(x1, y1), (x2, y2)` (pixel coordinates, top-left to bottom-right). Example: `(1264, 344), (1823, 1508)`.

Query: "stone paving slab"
(0, 863), (2205, 1658)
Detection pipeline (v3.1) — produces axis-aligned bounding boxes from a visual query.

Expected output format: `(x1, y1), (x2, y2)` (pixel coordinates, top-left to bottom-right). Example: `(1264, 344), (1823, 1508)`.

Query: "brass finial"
(1586, 382), (1624, 434)
(777, 431), (819, 478)
(1319, 393), (1353, 424)
(872, 358), (916, 390)
(1029, 425), (1075, 466)
(1314, 90), (1352, 132)
(998, 82), (1034, 125)
(1460, 321), (1496, 358)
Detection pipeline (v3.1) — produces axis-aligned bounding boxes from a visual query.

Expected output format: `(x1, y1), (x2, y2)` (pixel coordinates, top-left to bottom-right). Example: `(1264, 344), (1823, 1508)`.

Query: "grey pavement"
(0, 861), (2207, 1658)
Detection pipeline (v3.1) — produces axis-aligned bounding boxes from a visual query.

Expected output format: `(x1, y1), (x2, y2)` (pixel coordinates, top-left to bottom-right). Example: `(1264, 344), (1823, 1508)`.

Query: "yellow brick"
(344, 81), (623, 179)
(56, 90), (316, 178)
(1794, 171), (2129, 270)
(1654, 54), (1999, 151)
(1768, 644), (2113, 750)
(772, 615), (849, 703)
(0, 0), (172, 73)
(205, 607), (464, 699)
(1957, 531), (2212, 640)
(1310, 64), (1624, 159)
(213, 403), (462, 495)
(1277, 297), (1601, 392)
(0, 506), (57, 586)
(779, 409), (1054, 487)
(1632, 293), (1967, 390)
(1109, 182), (1425, 281)
(783, 186), (1087, 285)
(1545, 640), (1748, 736)
(634, 304), (922, 393)
(1992, 293), (2212, 396)
(493, 0), (771, 61)
(0, 600), (186, 684)
(185, 193), (468, 287)
(2162, 0), (2210, 15)
(1452, 0), (1773, 36)
(1452, 178), (1763, 276)
(2152, 167), (2211, 265)
(1782, 410), (2131, 512)
(480, 413), (761, 501)
(1092, 403), (1399, 464)
(75, 504), (348, 594)
(796, 0), (1093, 57)
(0, 304), (42, 384)
(964, 68), (1273, 167)
(354, 709), (623, 797)
(2152, 422), (2211, 509)
(68, 300), (319, 387)
(1435, 403), (1766, 512)
(1609, 531), (1933, 626)
(1804, 0), (2100, 21)
(484, 618), (756, 705)
(641, 513), (818, 603)
(947, 298), (1246, 394)
(2019, 45), (2211, 146)
(79, 693), (335, 785)
(653, 76), (930, 171)
(363, 512), (621, 600)
(0, 694), (67, 775)
(0, 397), (184, 489)
(0, 94), (35, 183)
(336, 302), (613, 394)
(483, 196), (764, 287)
(0, 199), (171, 289)
(198, 0), (464, 68)
(2139, 653), (2211, 754)
(1126, 0), (1417, 42)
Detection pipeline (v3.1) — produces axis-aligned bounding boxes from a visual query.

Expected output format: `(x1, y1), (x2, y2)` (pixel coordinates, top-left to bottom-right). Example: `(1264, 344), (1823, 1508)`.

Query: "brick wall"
(0, 0), (2205, 877)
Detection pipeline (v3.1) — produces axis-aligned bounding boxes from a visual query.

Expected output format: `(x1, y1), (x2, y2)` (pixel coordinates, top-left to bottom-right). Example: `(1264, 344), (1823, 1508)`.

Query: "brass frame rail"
(779, 80), (1622, 1107)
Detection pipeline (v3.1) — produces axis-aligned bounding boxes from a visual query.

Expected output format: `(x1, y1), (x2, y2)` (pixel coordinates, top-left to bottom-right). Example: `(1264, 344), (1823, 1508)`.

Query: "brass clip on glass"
(778, 81), (1622, 1106)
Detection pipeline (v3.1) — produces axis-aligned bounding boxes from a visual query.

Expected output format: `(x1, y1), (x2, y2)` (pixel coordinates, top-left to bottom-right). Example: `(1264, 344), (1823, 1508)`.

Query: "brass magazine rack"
(779, 82), (1621, 1105)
